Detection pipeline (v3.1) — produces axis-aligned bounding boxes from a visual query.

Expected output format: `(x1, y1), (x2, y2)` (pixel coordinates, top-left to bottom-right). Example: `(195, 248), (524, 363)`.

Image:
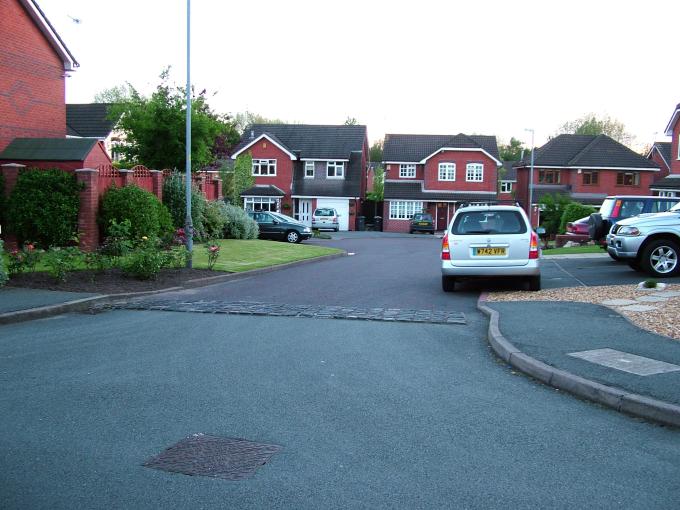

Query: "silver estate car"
(441, 204), (541, 292)
(312, 207), (340, 231)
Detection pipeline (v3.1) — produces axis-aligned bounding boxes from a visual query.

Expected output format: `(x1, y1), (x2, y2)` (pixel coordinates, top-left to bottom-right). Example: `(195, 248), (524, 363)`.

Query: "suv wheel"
(641, 239), (680, 277)
(286, 230), (301, 243)
(442, 276), (456, 292)
(527, 275), (541, 291)
(627, 259), (643, 272)
(588, 213), (605, 241)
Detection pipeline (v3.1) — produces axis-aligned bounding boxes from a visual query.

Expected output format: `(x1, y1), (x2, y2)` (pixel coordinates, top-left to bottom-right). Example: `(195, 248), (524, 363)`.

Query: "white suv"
(441, 204), (541, 292)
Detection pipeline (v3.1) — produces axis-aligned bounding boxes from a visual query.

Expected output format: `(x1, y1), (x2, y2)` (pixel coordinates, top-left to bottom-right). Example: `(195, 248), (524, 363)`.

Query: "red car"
(566, 217), (589, 235)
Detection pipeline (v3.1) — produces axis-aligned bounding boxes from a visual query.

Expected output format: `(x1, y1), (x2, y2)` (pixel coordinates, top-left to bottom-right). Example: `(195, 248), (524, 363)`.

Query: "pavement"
(0, 287), (100, 314)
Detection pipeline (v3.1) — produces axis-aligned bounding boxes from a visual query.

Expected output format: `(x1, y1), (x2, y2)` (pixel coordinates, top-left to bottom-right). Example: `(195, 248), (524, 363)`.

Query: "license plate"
(476, 247), (506, 256)
(418, 222), (429, 226)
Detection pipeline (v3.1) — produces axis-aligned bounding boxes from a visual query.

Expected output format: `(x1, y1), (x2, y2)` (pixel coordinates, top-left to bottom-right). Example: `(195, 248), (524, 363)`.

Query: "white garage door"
(316, 198), (350, 231)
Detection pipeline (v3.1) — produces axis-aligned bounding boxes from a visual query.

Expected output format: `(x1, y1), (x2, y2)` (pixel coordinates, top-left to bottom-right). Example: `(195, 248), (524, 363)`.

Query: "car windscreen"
(599, 198), (616, 217)
(271, 212), (298, 223)
(314, 208), (335, 217)
(451, 210), (527, 235)
(412, 214), (432, 222)
(668, 202), (680, 213)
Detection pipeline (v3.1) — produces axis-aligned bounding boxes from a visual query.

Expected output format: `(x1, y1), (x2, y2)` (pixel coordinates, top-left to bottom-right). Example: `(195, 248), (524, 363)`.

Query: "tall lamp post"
(524, 128), (535, 226)
(184, 0), (193, 267)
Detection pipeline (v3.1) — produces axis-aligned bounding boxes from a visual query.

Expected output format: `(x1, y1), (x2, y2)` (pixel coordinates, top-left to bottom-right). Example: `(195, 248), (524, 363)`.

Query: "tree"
(369, 140), (383, 162)
(344, 116), (359, 125)
(233, 111), (289, 134)
(93, 84), (133, 104)
(108, 69), (239, 171)
(232, 154), (254, 207)
(539, 193), (573, 236)
(366, 166), (384, 202)
(556, 114), (634, 146)
(499, 137), (527, 161)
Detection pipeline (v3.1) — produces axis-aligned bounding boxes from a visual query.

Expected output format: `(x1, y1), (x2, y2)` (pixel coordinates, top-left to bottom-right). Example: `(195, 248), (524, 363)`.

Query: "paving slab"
(601, 298), (638, 306)
(651, 290), (680, 298)
(635, 295), (669, 303)
(619, 304), (658, 312)
(0, 287), (100, 314)
(569, 348), (680, 376)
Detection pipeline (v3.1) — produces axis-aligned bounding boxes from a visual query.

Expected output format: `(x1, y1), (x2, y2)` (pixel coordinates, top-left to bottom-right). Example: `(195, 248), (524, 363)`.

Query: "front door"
(436, 204), (448, 230)
(296, 199), (312, 226)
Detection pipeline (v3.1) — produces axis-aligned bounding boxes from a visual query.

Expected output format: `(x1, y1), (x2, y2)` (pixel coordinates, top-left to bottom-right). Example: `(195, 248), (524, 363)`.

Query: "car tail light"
(611, 200), (622, 218)
(333, 216), (337, 222)
(529, 230), (539, 259)
(441, 234), (451, 260)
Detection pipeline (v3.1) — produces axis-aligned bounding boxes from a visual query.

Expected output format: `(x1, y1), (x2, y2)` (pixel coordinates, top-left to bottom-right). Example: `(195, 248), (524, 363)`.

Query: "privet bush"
(222, 203), (259, 240)
(559, 203), (596, 234)
(99, 185), (173, 240)
(162, 172), (207, 239)
(7, 169), (81, 247)
(202, 200), (228, 239)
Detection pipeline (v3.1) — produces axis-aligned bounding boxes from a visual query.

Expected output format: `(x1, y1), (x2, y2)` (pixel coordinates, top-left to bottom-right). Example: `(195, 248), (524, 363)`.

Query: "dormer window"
(399, 164), (416, 178)
(465, 163), (484, 182)
(327, 161), (345, 179)
(438, 163), (456, 181)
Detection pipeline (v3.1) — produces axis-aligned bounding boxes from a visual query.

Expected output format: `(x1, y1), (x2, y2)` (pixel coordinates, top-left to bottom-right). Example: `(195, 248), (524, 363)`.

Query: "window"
(244, 197), (278, 212)
(389, 201), (423, 220)
(658, 191), (678, 198)
(582, 171), (599, 185)
(399, 164), (416, 178)
(616, 172), (639, 186)
(465, 163), (484, 182)
(304, 161), (315, 178)
(651, 198), (677, 210)
(438, 163), (456, 181)
(252, 159), (276, 176)
(500, 181), (513, 193)
(538, 169), (560, 184)
(452, 211), (527, 235)
(327, 161), (345, 178)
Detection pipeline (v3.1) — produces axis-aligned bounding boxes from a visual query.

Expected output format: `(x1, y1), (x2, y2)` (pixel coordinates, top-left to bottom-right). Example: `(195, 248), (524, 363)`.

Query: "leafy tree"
(108, 69), (239, 171)
(539, 193), (573, 236)
(93, 84), (133, 103)
(232, 154), (254, 207)
(366, 166), (384, 202)
(499, 137), (527, 161)
(370, 140), (383, 162)
(556, 114), (634, 146)
(233, 111), (289, 133)
(344, 117), (359, 125)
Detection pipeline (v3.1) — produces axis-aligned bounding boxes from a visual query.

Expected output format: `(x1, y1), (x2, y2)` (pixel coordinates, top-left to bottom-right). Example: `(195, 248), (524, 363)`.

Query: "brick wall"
(648, 149), (670, 178)
(0, 0), (67, 152)
(384, 163), (424, 181)
(423, 150), (498, 192)
(247, 140), (294, 195)
(672, 121), (680, 175)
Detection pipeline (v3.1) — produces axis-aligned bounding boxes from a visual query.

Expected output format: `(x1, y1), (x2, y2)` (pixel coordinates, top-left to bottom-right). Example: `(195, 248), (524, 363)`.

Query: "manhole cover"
(143, 434), (282, 480)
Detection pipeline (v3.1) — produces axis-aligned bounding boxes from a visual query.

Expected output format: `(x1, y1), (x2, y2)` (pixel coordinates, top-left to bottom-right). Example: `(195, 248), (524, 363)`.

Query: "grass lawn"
(541, 244), (604, 255)
(192, 239), (343, 272)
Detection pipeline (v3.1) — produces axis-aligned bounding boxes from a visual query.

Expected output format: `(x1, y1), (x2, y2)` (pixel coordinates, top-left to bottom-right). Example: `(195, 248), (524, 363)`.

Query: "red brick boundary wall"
(1, 164), (222, 251)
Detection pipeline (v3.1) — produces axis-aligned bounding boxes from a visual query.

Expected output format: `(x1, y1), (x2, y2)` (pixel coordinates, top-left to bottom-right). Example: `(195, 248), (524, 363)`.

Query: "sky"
(39, 0), (680, 150)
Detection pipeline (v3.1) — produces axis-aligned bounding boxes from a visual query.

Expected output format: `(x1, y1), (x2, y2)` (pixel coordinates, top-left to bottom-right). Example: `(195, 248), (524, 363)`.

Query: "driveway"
(2, 236), (679, 509)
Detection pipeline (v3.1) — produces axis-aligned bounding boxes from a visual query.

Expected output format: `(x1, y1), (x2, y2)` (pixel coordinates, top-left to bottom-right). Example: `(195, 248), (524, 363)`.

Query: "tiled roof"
(515, 134), (658, 170)
(0, 137), (99, 161)
(500, 161), (517, 181)
(649, 142), (672, 170)
(66, 103), (119, 138)
(232, 124), (367, 160)
(240, 185), (285, 197)
(292, 152), (363, 198)
(650, 175), (680, 191)
(384, 180), (497, 202)
(382, 133), (500, 163)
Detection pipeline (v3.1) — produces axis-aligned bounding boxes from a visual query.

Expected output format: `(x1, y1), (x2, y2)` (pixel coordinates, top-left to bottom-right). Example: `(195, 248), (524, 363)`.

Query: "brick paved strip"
(101, 300), (466, 326)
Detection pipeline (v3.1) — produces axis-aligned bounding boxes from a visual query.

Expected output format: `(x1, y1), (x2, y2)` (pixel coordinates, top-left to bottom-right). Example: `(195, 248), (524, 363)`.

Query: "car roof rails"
(457, 200), (522, 209)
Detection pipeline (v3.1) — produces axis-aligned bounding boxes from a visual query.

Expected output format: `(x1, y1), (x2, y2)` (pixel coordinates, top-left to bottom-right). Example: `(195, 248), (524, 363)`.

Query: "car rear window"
(650, 200), (679, 213)
(314, 208), (335, 217)
(451, 210), (527, 235)
(412, 214), (432, 221)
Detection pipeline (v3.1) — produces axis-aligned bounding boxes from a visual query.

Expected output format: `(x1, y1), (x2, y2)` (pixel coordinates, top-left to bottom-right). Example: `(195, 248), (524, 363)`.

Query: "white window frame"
(389, 200), (424, 220)
(327, 161), (345, 179)
(304, 161), (315, 179)
(438, 163), (456, 181)
(659, 191), (677, 197)
(252, 159), (276, 176)
(466, 163), (484, 182)
(243, 196), (279, 212)
(399, 164), (416, 178)
(500, 181), (513, 193)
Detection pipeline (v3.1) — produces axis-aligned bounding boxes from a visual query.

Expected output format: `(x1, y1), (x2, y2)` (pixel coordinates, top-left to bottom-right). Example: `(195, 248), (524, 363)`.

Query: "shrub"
(538, 193), (572, 237)
(0, 172), (5, 226)
(7, 169), (81, 247)
(559, 203), (596, 234)
(100, 219), (133, 259)
(222, 203), (259, 240)
(99, 185), (173, 240)
(162, 172), (207, 240)
(0, 240), (8, 286)
(162, 245), (189, 269)
(205, 242), (220, 270)
(7, 242), (40, 274)
(43, 246), (82, 282)
(121, 237), (166, 280)
(202, 200), (227, 239)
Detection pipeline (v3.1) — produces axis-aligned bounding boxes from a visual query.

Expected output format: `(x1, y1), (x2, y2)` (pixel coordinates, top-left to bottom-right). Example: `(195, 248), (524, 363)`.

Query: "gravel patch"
(487, 284), (680, 341)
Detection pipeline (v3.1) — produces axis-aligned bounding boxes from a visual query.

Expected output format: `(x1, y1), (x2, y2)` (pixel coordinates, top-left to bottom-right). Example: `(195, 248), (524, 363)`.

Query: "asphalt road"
(2, 236), (679, 509)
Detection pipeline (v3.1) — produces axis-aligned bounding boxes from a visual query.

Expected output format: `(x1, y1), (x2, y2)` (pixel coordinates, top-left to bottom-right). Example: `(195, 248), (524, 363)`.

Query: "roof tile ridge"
(567, 134), (603, 166)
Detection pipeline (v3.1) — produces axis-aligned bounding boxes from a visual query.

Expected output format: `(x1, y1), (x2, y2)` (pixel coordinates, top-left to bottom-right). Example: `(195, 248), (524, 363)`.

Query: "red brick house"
(498, 160), (517, 201)
(231, 124), (368, 231)
(381, 133), (502, 232)
(513, 134), (660, 217)
(0, 0), (78, 152)
(649, 104), (680, 197)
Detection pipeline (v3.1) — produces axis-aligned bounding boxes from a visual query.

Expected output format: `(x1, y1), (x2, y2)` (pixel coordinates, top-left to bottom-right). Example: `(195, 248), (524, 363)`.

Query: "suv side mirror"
(272, 219), (279, 225)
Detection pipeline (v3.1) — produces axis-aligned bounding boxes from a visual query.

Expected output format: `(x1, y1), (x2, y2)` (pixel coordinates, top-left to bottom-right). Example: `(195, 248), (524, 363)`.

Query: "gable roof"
(231, 124), (367, 160)
(650, 175), (680, 191)
(66, 104), (119, 138)
(382, 133), (501, 165)
(647, 142), (672, 171)
(0, 137), (99, 161)
(514, 134), (658, 170)
(500, 160), (517, 181)
(664, 103), (680, 136)
(20, 0), (78, 71)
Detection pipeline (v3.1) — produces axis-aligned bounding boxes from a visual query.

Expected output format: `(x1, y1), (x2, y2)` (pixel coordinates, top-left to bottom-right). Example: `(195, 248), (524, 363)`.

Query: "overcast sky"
(39, 0), (679, 150)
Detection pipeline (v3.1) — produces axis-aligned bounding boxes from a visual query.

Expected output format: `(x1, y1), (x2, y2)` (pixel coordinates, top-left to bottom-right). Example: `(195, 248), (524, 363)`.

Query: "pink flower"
(26, 244), (35, 251)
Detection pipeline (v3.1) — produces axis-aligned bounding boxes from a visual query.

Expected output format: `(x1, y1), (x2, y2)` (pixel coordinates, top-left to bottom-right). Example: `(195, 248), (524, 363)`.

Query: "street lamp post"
(525, 128), (535, 226)
(184, 0), (193, 267)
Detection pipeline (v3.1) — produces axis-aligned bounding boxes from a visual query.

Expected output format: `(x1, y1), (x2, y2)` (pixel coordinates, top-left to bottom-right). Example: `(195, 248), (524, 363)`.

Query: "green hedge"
(99, 185), (173, 240)
(559, 203), (596, 234)
(162, 172), (207, 240)
(7, 169), (81, 247)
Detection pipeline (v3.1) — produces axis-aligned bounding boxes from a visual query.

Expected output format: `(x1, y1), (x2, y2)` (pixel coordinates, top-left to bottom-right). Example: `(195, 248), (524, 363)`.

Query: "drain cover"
(143, 434), (282, 480)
